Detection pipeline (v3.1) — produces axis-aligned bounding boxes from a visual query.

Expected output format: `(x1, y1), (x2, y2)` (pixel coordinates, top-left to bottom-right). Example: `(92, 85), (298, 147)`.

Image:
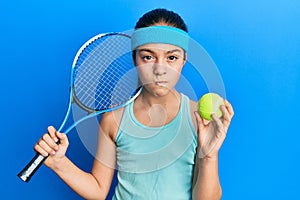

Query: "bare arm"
(34, 112), (118, 200)
(190, 100), (234, 199)
(192, 155), (222, 200)
(50, 156), (114, 200)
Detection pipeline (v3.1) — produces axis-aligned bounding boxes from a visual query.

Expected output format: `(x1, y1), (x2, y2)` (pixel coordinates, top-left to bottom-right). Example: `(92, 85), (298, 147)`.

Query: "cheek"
(168, 64), (183, 78)
(136, 64), (153, 83)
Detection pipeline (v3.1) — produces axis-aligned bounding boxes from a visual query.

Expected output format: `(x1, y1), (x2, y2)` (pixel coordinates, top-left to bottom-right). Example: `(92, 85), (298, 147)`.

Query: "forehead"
(136, 43), (184, 54)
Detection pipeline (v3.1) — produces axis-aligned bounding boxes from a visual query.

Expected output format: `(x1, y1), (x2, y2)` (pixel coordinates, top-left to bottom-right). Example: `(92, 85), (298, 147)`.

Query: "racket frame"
(17, 32), (142, 182)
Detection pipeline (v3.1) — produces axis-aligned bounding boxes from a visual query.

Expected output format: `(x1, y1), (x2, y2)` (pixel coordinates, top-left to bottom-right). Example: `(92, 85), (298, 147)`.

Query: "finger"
(36, 139), (56, 156)
(203, 118), (210, 126)
(48, 126), (59, 143)
(34, 144), (49, 157)
(220, 105), (230, 123)
(224, 99), (234, 117)
(56, 132), (69, 146)
(42, 133), (59, 151)
(194, 111), (205, 129)
(222, 100), (234, 131)
(211, 114), (224, 138)
(212, 113), (223, 128)
(220, 105), (231, 133)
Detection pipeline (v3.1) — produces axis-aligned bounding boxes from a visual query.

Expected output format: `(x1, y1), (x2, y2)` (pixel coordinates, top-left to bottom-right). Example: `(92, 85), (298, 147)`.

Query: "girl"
(35, 8), (234, 200)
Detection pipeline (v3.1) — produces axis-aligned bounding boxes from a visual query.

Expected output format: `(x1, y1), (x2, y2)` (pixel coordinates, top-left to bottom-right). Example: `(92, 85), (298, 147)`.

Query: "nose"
(153, 59), (167, 75)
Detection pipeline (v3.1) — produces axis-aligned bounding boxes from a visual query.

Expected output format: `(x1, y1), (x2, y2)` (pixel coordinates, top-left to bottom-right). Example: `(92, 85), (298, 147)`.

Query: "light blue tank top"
(112, 94), (198, 200)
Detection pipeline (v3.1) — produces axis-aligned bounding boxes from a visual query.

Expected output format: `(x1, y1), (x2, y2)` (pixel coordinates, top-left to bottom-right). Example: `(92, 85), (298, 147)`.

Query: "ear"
(183, 52), (187, 65)
(132, 51), (137, 66)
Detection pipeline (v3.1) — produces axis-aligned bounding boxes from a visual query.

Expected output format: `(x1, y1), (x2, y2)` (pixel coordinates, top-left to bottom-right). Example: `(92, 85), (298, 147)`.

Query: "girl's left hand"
(194, 99), (234, 159)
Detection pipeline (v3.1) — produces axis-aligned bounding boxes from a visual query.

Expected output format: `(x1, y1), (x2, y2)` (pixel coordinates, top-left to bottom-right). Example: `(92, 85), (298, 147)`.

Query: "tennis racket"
(17, 32), (142, 182)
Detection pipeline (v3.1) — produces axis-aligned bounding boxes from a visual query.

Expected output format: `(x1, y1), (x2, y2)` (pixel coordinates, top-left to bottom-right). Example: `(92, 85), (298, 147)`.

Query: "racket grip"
(17, 153), (47, 182)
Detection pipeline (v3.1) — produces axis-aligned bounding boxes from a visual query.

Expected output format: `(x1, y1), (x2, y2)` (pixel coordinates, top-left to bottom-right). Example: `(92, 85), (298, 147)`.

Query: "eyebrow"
(136, 48), (184, 55)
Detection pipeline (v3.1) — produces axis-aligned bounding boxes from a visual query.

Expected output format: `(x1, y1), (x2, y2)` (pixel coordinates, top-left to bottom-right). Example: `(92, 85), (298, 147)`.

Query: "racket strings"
(75, 35), (128, 85)
(74, 38), (117, 95)
(75, 39), (128, 107)
(73, 34), (139, 111)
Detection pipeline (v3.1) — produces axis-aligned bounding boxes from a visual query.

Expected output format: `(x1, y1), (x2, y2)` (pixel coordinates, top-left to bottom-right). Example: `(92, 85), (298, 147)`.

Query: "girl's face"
(134, 43), (186, 97)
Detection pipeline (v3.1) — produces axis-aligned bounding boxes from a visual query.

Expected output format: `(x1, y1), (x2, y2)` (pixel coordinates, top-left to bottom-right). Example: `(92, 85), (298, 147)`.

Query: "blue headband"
(131, 26), (190, 52)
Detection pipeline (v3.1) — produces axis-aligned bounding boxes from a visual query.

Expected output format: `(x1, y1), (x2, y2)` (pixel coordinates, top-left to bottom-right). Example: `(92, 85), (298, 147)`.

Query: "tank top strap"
(180, 93), (197, 136)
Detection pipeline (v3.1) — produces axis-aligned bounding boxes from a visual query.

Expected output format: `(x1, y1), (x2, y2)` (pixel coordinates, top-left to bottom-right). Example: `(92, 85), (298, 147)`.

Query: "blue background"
(1, 0), (299, 199)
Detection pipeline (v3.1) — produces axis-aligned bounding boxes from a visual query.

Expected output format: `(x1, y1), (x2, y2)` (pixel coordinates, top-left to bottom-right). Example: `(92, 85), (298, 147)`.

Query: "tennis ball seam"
(198, 93), (224, 120)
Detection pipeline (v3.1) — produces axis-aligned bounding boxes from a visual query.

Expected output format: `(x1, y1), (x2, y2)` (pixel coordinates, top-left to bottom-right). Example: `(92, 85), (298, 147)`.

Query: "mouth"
(154, 81), (168, 87)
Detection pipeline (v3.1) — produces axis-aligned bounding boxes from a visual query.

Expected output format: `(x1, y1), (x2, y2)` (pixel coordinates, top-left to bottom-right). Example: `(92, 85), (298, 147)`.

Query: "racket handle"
(17, 153), (47, 182)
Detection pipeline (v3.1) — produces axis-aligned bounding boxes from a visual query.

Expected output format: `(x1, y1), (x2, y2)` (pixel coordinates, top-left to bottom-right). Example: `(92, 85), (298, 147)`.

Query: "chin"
(145, 84), (173, 97)
(153, 90), (171, 97)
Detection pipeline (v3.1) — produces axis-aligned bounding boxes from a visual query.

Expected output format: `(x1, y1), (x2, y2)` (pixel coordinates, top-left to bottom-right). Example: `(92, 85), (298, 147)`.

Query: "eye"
(143, 55), (152, 60)
(142, 55), (155, 62)
(168, 55), (178, 62)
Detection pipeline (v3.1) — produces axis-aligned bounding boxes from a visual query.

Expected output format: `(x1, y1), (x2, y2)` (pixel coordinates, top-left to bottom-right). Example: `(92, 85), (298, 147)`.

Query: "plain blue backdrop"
(1, 0), (299, 199)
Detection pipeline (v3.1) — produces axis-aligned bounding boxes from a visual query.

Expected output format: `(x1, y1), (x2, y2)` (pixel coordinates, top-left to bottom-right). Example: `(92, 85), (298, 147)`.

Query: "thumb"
(194, 111), (205, 130)
(55, 131), (69, 146)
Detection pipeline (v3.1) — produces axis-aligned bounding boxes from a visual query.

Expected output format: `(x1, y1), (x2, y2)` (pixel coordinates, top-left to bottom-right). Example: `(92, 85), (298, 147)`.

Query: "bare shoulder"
(189, 99), (198, 112)
(99, 108), (125, 142)
(189, 99), (198, 130)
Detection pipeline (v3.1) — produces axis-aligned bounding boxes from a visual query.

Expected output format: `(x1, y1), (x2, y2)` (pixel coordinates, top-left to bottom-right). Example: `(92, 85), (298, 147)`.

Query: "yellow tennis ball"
(198, 93), (225, 121)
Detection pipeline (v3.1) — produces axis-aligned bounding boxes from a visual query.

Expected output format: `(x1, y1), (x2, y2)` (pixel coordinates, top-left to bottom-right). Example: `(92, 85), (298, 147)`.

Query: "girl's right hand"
(34, 126), (69, 169)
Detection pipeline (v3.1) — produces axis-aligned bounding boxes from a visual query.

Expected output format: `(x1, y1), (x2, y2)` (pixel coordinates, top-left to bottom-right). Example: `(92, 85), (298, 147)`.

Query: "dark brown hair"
(135, 8), (188, 33)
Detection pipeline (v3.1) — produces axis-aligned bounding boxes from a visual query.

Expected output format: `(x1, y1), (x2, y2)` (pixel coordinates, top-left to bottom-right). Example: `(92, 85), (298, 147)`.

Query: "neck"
(133, 88), (182, 127)
(139, 88), (181, 107)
